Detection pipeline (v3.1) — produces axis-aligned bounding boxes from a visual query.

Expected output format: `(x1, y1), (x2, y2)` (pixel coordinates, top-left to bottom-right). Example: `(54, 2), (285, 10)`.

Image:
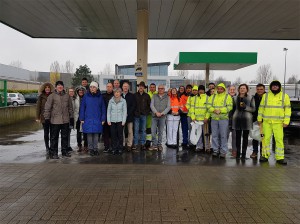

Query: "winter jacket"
(102, 91), (114, 108)
(169, 96), (182, 114)
(122, 92), (136, 122)
(79, 91), (106, 133)
(134, 91), (151, 117)
(186, 94), (196, 117)
(252, 92), (265, 122)
(150, 93), (171, 117)
(74, 86), (86, 124)
(190, 94), (209, 121)
(232, 95), (256, 130)
(36, 82), (54, 123)
(107, 97), (127, 124)
(179, 94), (189, 114)
(258, 90), (291, 125)
(44, 90), (73, 124)
(206, 83), (233, 120)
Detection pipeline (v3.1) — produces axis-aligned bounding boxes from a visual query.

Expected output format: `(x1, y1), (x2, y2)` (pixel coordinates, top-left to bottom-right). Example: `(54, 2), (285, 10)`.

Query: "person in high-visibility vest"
(186, 85), (199, 148)
(146, 83), (157, 148)
(206, 83), (233, 158)
(257, 80), (291, 165)
(190, 85), (209, 152)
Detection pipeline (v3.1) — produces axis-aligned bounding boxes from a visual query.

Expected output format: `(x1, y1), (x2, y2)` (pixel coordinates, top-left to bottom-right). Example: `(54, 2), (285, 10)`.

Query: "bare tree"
(176, 70), (189, 78)
(249, 79), (257, 84)
(50, 61), (61, 73)
(50, 61), (61, 84)
(233, 77), (242, 86)
(287, 75), (298, 84)
(215, 76), (226, 83)
(103, 63), (113, 75)
(10, 60), (23, 68)
(256, 64), (272, 84)
(62, 60), (74, 74)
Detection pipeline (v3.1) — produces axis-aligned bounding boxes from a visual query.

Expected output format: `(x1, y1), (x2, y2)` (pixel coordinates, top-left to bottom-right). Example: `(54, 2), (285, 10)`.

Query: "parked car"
(23, 93), (38, 104)
(7, 93), (26, 106)
(286, 98), (300, 130)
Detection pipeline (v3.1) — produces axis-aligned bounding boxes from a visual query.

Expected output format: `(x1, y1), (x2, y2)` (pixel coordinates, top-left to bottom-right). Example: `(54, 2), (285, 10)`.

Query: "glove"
(69, 118), (74, 127)
(45, 119), (50, 125)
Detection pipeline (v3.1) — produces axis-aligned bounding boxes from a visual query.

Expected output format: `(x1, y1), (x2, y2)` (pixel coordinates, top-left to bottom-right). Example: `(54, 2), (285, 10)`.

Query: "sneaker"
(131, 145), (138, 150)
(250, 152), (257, 159)
(212, 152), (218, 157)
(126, 146), (132, 152)
(220, 154), (226, 159)
(276, 159), (287, 165)
(149, 146), (158, 151)
(103, 147), (110, 153)
(259, 157), (268, 162)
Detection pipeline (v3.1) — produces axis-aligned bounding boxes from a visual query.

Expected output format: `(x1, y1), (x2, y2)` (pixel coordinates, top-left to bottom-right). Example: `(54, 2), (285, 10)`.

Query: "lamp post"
(283, 48), (288, 95)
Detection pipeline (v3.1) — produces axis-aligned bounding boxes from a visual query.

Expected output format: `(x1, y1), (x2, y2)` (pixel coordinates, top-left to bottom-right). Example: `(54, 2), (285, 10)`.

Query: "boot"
(241, 148), (247, 160)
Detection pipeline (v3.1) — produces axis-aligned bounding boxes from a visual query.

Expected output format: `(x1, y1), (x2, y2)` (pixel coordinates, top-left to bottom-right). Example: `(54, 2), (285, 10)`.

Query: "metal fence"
(0, 80), (7, 107)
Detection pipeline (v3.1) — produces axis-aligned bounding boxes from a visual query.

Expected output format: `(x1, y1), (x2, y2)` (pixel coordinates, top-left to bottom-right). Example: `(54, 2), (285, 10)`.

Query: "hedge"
(7, 89), (38, 94)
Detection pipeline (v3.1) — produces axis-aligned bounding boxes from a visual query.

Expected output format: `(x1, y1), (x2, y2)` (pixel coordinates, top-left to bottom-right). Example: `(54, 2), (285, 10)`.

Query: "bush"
(7, 89), (38, 94)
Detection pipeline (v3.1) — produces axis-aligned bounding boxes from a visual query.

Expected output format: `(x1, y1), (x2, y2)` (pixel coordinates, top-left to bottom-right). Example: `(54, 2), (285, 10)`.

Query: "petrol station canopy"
(0, 0), (299, 40)
(174, 52), (258, 70)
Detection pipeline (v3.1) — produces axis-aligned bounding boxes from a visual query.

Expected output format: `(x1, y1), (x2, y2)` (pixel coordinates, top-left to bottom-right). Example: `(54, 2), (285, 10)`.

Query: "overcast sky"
(0, 23), (299, 83)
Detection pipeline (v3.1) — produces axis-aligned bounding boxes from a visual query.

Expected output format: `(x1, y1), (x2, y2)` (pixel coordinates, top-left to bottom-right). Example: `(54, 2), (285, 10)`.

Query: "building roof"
(174, 52), (257, 70)
(0, 0), (299, 40)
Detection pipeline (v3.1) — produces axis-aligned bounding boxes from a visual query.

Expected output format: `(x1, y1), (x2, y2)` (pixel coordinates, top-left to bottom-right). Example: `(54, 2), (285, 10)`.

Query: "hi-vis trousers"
(262, 122), (284, 160)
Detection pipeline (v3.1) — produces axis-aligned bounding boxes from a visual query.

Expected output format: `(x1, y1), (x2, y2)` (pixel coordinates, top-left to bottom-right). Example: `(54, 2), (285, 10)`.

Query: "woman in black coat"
(232, 84), (255, 160)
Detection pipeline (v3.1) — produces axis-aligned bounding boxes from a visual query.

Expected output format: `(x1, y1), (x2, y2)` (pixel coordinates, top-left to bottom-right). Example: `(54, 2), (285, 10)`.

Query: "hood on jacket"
(269, 80), (282, 94)
(75, 86), (87, 96)
(39, 82), (54, 94)
(217, 83), (226, 91)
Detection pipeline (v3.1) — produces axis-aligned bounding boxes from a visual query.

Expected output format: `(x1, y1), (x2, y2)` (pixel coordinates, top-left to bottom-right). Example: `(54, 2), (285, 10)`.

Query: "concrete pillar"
(205, 63), (210, 88)
(136, 9), (149, 86)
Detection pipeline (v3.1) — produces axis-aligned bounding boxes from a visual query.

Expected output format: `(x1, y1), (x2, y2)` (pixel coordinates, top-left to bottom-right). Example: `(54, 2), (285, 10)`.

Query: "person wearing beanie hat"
(198, 85), (205, 92)
(55, 80), (64, 87)
(189, 85), (209, 152)
(206, 83), (233, 158)
(44, 80), (74, 159)
(185, 85), (200, 148)
(89, 81), (99, 89)
(257, 80), (291, 165)
(80, 80), (106, 156)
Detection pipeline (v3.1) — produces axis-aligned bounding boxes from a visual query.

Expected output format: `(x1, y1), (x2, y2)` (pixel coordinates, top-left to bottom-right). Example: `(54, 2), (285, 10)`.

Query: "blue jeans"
(211, 119), (229, 155)
(180, 115), (188, 145)
(134, 115), (147, 145)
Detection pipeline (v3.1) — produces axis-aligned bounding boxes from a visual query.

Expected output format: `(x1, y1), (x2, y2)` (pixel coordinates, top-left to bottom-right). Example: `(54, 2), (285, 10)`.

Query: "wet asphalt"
(0, 120), (299, 167)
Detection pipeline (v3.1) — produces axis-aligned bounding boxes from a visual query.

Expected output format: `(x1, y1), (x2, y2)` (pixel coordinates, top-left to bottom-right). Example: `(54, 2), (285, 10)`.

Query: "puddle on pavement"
(0, 120), (42, 145)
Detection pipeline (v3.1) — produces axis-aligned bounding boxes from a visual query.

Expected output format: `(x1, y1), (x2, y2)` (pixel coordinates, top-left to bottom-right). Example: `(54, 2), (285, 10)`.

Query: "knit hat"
(192, 85), (198, 91)
(90, 81), (99, 89)
(55, 81), (64, 87)
(198, 85), (205, 91)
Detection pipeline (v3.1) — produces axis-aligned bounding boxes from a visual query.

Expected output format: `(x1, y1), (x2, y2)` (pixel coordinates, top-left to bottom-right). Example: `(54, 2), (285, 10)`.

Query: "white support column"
(136, 9), (149, 86)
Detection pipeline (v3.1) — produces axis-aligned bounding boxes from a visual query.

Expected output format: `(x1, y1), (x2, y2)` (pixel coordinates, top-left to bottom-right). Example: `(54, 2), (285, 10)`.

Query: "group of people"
(36, 78), (291, 165)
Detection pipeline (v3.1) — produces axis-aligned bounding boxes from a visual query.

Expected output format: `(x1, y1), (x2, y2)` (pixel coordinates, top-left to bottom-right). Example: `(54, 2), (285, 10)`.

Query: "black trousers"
(235, 130), (249, 158)
(50, 123), (69, 155)
(110, 122), (123, 152)
(103, 122), (111, 148)
(42, 122), (51, 151)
